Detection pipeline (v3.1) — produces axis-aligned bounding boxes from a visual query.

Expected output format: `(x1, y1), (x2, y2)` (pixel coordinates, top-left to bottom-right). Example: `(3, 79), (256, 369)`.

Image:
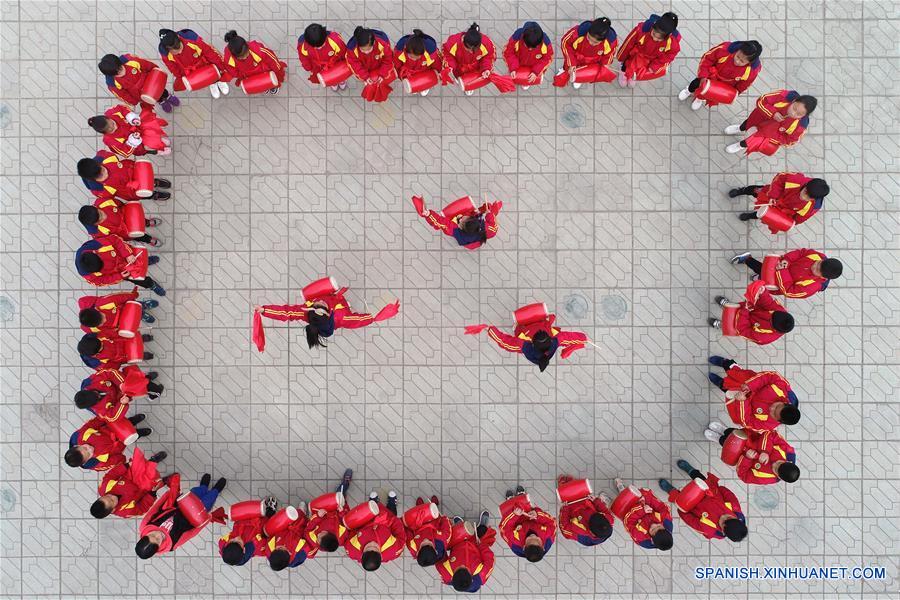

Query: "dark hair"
(135, 536), (159, 559)
(305, 323), (327, 349)
(87, 116), (109, 134)
(460, 215), (487, 244)
(353, 26), (374, 47)
(723, 518), (747, 542)
(64, 447), (85, 467)
(463, 23), (482, 49)
(523, 543), (545, 562)
(361, 549), (382, 571)
(268, 548), (291, 571)
(771, 311), (795, 333)
(795, 95), (817, 115)
(318, 532), (340, 552)
(78, 205), (101, 228)
(158, 29), (180, 51)
(77, 158), (101, 179)
(588, 17), (611, 39)
(90, 498), (114, 519)
(224, 30), (247, 55)
(532, 330), (552, 353)
(78, 334), (102, 356)
(779, 404), (801, 425)
(522, 23), (544, 48)
(98, 54), (122, 76)
(406, 29), (426, 55)
(820, 258), (842, 279)
(304, 23), (327, 47)
(74, 390), (101, 409)
(78, 252), (103, 274)
(451, 568), (473, 592)
(777, 462), (800, 483)
(588, 513), (612, 539)
(221, 541), (245, 565)
(652, 12), (678, 36)
(416, 545), (437, 567)
(652, 528), (673, 551)
(537, 356), (551, 372)
(738, 40), (762, 62)
(805, 178), (829, 198)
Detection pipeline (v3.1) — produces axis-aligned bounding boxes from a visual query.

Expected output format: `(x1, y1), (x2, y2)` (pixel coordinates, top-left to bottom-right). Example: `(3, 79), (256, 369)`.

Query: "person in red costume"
(265, 504), (311, 571)
(77, 331), (153, 369)
(554, 18), (618, 89)
(729, 173), (829, 230)
(158, 28), (230, 99)
(465, 305), (588, 371)
(64, 414), (150, 471)
(78, 288), (156, 333)
(254, 281), (400, 351)
(286, 469), (354, 570)
(608, 478), (673, 550)
(297, 23), (348, 91)
(498, 486), (556, 562)
(443, 23), (500, 95)
(709, 281), (795, 345)
(707, 356), (801, 431)
(725, 90), (816, 155)
(135, 473), (227, 559)
(678, 41), (762, 110)
(394, 29), (444, 96)
(731, 249), (842, 299)
(222, 30), (287, 94)
(75, 234), (166, 295)
(219, 496), (280, 566)
(78, 150), (171, 202)
(344, 491), (407, 571)
(346, 26), (396, 102)
(78, 198), (162, 246)
(704, 423), (800, 485)
(439, 514), (496, 593)
(659, 463), (747, 542)
(88, 104), (170, 158)
(76, 366), (163, 420)
(98, 53), (180, 112)
(503, 21), (553, 88)
(411, 196), (502, 250)
(405, 495), (453, 568)
(556, 475), (614, 547)
(90, 448), (168, 518)
(616, 12), (680, 88)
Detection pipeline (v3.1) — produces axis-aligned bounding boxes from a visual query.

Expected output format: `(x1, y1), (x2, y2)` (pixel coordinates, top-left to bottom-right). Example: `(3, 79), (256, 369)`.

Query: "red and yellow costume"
(767, 249), (831, 299)
(99, 104), (168, 158)
(729, 282), (789, 345)
(742, 90), (810, 155)
(722, 366), (798, 432)
(729, 429), (796, 485)
(560, 21), (618, 69)
(343, 505), (407, 566)
(694, 41), (761, 105)
(498, 495), (557, 558)
(417, 198), (501, 250)
(158, 29), (228, 90)
(297, 31), (347, 82)
(346, 29), (396, 102)
(668, 473), (745, 540)
(78, 288), (139, 334)
(406, 513), (452, 563)
(104, 53), (163, 105)
(305, 504), (348, 553)
(68, 417), (128, 471)
(219, 509), (270, 566)
(616, 15), (681, 80)
(559, 495), (614, 546)
(394, 32), (444, 81)
(468, 312), (588, 365)
(79, 367), (141, 422)
(222, 40), (287, 87)
(442, 31), (496, 77)
(503, 22), (553, 81)
(138, 474), (226, 557)
(97, 448), (163, 518)
(81, 150), (141, 202)
(267, 510), (315, 567)
(75, 234), (147, 287)
(437, 526), (496, 592)
(753, 172), (822, 227)
(619, 488), (673, 549)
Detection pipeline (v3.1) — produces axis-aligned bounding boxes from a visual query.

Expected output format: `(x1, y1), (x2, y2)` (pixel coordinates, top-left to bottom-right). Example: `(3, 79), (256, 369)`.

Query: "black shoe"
(676, 459), (695, 475)
(143, 352), (154, 360)
(213, 477), (227, 492)
(136, 427), (152, 437)
(728, 188), (743, 198)
(200, 473), (211, 488)
(505, 489), (514, 499)
(739, 212), (757, 221)
(154, 178), (171, 189)
(514, 485), (525, 495)
(478, 510), (490, 528)
(149, 451), (167, 463)
(148, 255), (160, 266)
(128, 413), (146, 426)
(151, 191), (170, 201)
(263, 496), (278, 517)
(146, 371), (158, 381)
(714, 295), (728, 307)
(142, 334), (153, 342)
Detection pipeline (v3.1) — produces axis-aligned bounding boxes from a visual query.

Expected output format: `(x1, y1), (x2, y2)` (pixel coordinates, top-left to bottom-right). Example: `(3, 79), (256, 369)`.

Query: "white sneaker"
(678, 87), (691, 101)
(617, 71), (628, 88)
(296, 500), (307, 513)
(369, 491), (378, 501)
(522, 85), (530, 90)
(726, 142), (744, 154)
(338, 81), (347, 90)
(691, 98), (704, 111)
(627, 77), (636, 88)
(704, 429), (722, 443)
(724, 124), (742, 135)
(218, 81), (230, 95)
(420, 88), (429, 96)
(465, 90), (474, 96)
(572, 82), (582, 90)
(614, 477), (625, 492)
(209, 83), (221, 99)
(599, 493), (611, 505)
(708, 421), (728, 434)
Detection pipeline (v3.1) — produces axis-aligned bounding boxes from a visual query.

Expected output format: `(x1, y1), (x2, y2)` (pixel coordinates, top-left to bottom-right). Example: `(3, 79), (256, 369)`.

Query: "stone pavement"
(0, 0), (898, 598)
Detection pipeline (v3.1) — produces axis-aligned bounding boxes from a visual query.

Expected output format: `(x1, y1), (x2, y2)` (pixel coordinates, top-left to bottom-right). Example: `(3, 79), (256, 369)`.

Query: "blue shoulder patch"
(642, 14), (660, 32)
(179, 29), (199, 41)
(395, 34), (410, 52)
(104, 74), (115, 87)
(577, 21), (592, 36)
(799, 116), (809, 127)
(820, 279), (829, 291)
(608, 28), (618, 42)
(511, 27), (524, 41)
(813, 198), (823, 209)
(785, 90), (799, 101)
(727, 41), (741, 53)
(69, 431), (79, 447)
(297, 34), (305, 45)
(80, 376), (91, 390)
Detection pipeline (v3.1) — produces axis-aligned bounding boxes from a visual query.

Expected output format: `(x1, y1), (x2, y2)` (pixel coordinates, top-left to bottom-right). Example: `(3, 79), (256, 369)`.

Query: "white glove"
(125, 112), (141, 126)
(126, 133), (142, 147)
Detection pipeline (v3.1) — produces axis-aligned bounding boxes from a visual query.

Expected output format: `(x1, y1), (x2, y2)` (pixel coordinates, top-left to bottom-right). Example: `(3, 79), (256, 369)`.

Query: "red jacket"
(79, 367), (136, 422)
(558, 496), (614, 546)
(755, 172), (821, 225)
(81, 333), (130, 370)
(621, 488), (673, 549)
(442, 32), (496, 76)
(771, 249), (830, 299)
(745, 90), (810, 147)
(486, 315), (588, 362)
(83, 198), (130, 239)
(669, 473), (745, 540)
(343, 506), (407, 565)
(219, 515), (269, 565)
(159, 29), (228, 89)
(105, 54), (160, 105)
(437, 527), (496, 592)
(139, 474), (225, 556)
(267, 511), (315, 567)
(616, 16), (681, 75)
(97, 452), (161, 518)
(84, 150), (139, 202)
(406, 515), (452, 561)
(223, 40), (286, 85)
(559, 21), (618, 69)
(305, 507), (349, 552)
(724, 367), (797, 432)
(503, 23), (553, 76)
(422, 201), (501, 250)
(259, 289), (398, 331)
(101, 104), (149, 158)
(297, 31), (347, 80)
(394, 33), (443, 80)
(76, 234), (144, 287)
(78, 288), (138, 334)
(346, 31), (395, 81)
(69, 417), (127, 471)
(733, 429), (796, 485)
(697, 42), (761, 93)
(498, 497), (557, 557)
(733, 285), (788, 345)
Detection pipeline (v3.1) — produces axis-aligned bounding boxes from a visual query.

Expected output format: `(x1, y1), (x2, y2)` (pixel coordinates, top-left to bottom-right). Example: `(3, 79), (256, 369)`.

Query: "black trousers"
(126, 276), (158, 290)
(718, 427), (736, 446)
(745, 257), (763, 275)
